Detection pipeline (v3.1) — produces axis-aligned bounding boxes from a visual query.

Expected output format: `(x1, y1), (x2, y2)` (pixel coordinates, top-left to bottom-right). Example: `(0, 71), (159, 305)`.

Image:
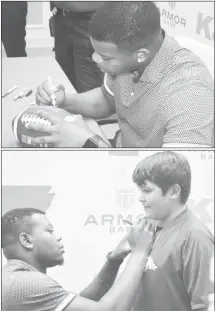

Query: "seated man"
(2, 208), (154, 311)
(31, 2), (214, 148)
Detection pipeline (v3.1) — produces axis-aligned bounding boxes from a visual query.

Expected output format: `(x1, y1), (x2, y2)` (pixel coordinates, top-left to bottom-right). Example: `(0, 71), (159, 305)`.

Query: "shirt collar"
(7, 259), (39, 272)
(160, 206), (189, 229)
(136, 30), (174, 83)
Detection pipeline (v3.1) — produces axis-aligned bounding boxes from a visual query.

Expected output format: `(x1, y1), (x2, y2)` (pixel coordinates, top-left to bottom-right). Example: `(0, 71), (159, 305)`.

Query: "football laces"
(21, 114), (51, 125)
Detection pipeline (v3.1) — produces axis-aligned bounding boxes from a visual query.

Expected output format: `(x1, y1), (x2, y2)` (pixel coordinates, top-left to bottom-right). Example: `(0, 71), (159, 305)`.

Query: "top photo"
(1, 1), (214, 148)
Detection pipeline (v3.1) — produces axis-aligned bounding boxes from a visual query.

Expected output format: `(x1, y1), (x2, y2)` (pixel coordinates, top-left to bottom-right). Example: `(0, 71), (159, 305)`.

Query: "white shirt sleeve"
(103, 73), (114, 97)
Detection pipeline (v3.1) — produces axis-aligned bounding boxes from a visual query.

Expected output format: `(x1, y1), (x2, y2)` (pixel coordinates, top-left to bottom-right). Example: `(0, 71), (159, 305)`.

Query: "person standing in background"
(1, 1), (27, 57)
(51, 2), (104, 92)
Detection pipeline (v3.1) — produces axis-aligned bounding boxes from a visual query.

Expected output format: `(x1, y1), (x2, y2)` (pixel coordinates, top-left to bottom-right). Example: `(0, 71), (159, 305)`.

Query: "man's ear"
(19, 232), (33, 250)
(168, 184), (181, 200)
(136, 49), (150, 63)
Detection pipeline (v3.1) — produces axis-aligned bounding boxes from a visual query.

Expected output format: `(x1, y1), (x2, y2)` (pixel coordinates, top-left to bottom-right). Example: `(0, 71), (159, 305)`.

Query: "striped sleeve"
(182, 228), (214, 310)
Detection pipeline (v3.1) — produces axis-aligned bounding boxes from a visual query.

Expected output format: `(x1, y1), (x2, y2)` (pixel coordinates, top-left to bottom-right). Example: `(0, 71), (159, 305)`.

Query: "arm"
(65, 252), (148, 311)
(80, 258), (123, 301)
(53, 2), (104, 12)
(66, 220), (154, 311)
(96, 139), (112, 148)
(80, 233), (131, 300)
(60, 87), (116, 120)
(181, 228), (214, 311)
(25, 108), (113, 147)
(33, 77), (115, 147)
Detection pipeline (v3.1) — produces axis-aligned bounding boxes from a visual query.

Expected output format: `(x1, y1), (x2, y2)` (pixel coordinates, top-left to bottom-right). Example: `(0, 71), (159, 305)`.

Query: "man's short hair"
(1, 208), (45, 248)
(132, 152), (191, 204)
(90, 1), (161, 51)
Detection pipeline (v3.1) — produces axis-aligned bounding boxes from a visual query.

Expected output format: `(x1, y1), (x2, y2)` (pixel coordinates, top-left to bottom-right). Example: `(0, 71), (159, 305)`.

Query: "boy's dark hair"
(1, 208), (45, 248)
(132, 152), (191, 204)
(90, 1), (161, 51)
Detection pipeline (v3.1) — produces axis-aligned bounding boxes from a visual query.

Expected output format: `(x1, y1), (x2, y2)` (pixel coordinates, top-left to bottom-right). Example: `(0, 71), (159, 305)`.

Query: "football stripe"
(12, 114), (20, 142)
(12, 106), (31, 142)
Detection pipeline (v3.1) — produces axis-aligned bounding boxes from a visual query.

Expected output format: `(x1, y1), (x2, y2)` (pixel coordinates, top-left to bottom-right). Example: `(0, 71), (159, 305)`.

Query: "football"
(12, 105), (110, 147)
(12, 105), (78, 147)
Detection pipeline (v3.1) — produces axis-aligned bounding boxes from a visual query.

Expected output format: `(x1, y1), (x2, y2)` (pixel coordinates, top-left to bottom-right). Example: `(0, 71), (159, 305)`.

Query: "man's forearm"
(99, 252), (148, 311)
(80, 259), (122, 301)
(53, 2), (104, 12)
(60, 87), (115, 119)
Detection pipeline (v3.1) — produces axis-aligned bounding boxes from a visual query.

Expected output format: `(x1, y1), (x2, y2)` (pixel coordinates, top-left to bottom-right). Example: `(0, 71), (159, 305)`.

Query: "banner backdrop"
(156, 1), (214, 47)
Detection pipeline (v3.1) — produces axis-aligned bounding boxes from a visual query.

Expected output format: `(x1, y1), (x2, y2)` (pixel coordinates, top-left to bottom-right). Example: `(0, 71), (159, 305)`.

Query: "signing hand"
(26, 111), (95, 147)
(36, 80), (65, 107)
(127, 218), (155, 256)
(109, 219), (156, 260)
(108, 233), (131, 261)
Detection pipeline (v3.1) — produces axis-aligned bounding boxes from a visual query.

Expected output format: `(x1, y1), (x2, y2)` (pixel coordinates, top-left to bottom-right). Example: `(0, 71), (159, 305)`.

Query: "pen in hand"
(48, 76), (56, 107)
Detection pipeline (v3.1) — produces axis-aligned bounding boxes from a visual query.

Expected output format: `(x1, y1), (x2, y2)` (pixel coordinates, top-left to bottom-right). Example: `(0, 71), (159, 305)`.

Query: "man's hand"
(109, 218), (156, 261)
(108, 233), (131, 261)
(36, 80), (65, 106)
(25, 111), (95, 147)
(127, 218), (155, 256)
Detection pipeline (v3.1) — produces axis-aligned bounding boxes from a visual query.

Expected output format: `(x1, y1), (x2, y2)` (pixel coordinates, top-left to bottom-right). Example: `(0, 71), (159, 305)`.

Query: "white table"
(2, 56), (76, 147)
(2, 56), (119, 147)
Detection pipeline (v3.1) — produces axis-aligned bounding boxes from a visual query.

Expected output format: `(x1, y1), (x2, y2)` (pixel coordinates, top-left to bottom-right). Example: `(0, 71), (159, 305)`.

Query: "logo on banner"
(115, 185), (137, 211)
(158, 2), (186, 29)
(196, 12), (214, 41)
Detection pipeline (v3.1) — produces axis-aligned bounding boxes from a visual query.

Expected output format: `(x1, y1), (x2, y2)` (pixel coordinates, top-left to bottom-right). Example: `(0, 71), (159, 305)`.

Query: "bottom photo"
(2, 150), (214, 311)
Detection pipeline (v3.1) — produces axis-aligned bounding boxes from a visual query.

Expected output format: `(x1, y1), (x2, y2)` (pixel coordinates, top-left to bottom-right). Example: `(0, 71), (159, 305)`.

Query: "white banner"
(156, 1), (214, 46)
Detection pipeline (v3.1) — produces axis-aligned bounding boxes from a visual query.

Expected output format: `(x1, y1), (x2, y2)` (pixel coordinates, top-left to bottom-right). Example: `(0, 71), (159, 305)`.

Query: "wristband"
(83, 135), (102, 148)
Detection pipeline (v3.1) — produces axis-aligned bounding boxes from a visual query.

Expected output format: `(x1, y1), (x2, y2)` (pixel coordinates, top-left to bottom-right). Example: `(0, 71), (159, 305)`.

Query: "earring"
(137, 57), (144, 63)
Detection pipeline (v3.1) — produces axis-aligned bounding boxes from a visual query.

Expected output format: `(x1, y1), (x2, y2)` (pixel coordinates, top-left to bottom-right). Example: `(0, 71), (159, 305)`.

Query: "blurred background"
(1, 1), (214, 57)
